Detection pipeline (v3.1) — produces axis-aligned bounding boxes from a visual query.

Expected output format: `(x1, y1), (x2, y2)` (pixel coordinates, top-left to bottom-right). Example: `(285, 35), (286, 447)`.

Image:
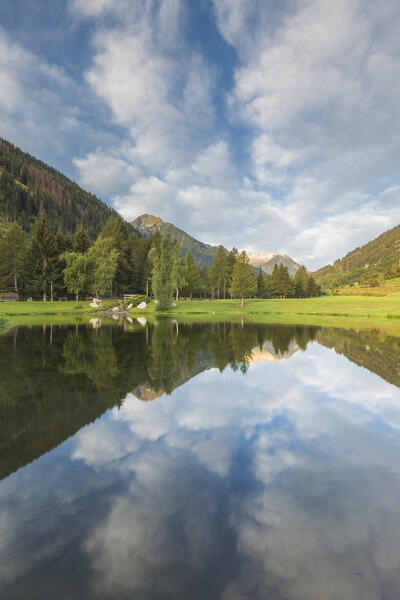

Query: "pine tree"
(270, 264), (294, 298)
(199, 264), (209, 298)
(256, 266), (266, 298)
(0, 222), (26, 293)
(229, 251), (257, 308)
(294, 266), (308, 298)
(183, 250), (200, 299)
(74, 224), (91, 254)
(306, 275), (318, 297)
(209, 245), (229, 299)
(29, 214), (57, 301)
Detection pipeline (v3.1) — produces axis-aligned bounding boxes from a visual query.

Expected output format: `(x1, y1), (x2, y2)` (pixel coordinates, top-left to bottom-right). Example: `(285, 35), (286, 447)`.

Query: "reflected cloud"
(2, 322), (400, 598)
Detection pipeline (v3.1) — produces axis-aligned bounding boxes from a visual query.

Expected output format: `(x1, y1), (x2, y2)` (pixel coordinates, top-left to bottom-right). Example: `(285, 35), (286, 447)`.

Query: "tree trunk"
(176, 288), (179, 301)
(240, 297), (244, 308)
(13, 260), (18, 293)
(76, 292), (79, 301)
(223, 281), (226, 299)
(43, 257), (47, 301)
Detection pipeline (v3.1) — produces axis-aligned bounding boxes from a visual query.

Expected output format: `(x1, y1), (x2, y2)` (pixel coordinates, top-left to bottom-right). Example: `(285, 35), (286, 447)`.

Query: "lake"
(1, 320), (400, 599)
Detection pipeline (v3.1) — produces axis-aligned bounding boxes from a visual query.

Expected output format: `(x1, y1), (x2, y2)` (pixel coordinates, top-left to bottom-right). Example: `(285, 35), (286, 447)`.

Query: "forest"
(0, 138), (120, 237)
(0, 212), (320, 303)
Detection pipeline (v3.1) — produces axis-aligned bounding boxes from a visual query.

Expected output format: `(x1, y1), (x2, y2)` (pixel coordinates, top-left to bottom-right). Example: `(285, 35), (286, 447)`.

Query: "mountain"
(314, 223), (400, 286)
(0, 138), (120, 238)
(132, 213), (301, 271)
(248, 251), (301, 276)
(132, 213), (220, 266)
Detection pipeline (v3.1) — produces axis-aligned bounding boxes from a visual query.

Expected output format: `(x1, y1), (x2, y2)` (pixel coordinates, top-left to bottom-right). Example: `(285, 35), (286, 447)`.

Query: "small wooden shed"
(0, 290), (19, 302)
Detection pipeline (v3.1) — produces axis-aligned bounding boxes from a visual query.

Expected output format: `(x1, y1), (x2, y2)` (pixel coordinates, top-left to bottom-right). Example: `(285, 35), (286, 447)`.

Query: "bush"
(123, 295), (149, 309)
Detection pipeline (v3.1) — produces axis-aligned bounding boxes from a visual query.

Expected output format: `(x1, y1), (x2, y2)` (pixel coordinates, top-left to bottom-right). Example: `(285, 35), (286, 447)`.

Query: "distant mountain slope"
(0, 138), (120, 238)
(314, 224), (400, 286)
(132, 214), (220, 266)
(132, 214), (301, 271)
(248, 252), (301, 277)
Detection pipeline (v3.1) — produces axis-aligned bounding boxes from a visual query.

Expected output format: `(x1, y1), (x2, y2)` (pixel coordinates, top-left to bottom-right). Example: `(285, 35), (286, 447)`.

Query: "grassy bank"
(0, 300), (116, 332)
(130, 296), (400, 319)
(0, 300), (115, 317)
(2, 296), (400, 336)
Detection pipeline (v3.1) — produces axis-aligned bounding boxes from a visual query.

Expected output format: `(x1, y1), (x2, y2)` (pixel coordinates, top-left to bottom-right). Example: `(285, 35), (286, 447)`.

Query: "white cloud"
(70, 1), (400, 267)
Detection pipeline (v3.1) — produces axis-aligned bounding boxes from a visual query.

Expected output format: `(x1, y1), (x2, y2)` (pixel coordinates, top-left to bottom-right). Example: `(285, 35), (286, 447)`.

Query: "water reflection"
(1, 321), (400, 599)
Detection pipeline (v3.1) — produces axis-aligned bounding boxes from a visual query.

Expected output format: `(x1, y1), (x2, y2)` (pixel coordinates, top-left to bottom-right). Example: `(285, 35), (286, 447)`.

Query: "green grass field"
(1, 296), (400, 337)
(130, 296), (400, 319)
(0, 300), (115, 317)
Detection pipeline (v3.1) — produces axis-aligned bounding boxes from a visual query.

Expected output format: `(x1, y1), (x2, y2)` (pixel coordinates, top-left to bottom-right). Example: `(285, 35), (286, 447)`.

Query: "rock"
(171, 303), (176, 308)
(90, 302), (100, 308)
(137, 301), (147, 309)
(127, 303), (133, 309)
(137, 317), (147, 326)
(112, 306), (120, 312)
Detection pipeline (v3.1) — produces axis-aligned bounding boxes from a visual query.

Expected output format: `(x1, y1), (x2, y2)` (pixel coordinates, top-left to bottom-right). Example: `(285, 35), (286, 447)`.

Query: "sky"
(0, 0), (399, 269)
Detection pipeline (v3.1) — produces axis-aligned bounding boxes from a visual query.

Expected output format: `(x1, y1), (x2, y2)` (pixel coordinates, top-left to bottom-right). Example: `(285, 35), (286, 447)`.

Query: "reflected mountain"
(2, 320), (400, 481)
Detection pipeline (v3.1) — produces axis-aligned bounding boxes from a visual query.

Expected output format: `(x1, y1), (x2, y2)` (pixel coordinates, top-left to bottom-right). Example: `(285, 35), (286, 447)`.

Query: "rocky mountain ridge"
(132, 213), (301, 272)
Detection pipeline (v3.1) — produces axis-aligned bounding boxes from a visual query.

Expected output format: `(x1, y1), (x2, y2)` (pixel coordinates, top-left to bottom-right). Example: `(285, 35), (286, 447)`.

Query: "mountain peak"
(132, 214), (167, 229)
(131, 213), (219, 266)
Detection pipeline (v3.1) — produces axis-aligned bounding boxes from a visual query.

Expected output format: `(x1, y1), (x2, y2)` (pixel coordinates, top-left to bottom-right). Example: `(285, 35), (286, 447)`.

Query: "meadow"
(131, 295), (400, 319)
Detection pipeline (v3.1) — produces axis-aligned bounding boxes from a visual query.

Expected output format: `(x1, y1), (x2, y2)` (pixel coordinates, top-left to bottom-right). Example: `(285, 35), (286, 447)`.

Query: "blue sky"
(0, 0), (399, 269)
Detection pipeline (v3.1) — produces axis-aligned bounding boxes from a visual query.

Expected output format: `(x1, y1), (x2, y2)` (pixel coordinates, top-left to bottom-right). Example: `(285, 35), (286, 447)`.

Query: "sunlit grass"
(130, 296), (400, 319)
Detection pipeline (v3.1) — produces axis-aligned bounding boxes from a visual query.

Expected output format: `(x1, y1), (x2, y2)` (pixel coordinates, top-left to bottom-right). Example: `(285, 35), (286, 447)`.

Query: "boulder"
(171, 302), (177, 308)
(137, 301), (147, 309)
(127, 303), (133, 310)
(112, 306), (120, 312)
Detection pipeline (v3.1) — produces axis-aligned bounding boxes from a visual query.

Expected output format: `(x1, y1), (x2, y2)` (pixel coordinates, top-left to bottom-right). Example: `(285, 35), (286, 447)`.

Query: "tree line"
(0, 214), (319, 303)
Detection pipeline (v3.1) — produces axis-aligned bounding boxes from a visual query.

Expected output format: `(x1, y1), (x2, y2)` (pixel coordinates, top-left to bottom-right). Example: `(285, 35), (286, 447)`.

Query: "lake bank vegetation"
(0, 213), (319, 304)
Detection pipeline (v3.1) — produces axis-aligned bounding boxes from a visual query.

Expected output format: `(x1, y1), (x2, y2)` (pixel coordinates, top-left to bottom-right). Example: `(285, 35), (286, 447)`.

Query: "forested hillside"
(314, 224), (400, 288)
(0, 138), (119, 238)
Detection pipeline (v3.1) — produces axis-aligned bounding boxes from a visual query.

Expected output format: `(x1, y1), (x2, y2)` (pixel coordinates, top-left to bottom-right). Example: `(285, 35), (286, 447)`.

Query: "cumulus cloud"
(2, 338), (400, 597)
(68, 0), (400, 268)
(1, 0), (399, 267)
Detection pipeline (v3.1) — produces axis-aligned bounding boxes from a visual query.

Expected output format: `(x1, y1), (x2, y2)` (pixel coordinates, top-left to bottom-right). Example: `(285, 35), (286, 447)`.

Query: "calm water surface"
(1, 320), (400, 599)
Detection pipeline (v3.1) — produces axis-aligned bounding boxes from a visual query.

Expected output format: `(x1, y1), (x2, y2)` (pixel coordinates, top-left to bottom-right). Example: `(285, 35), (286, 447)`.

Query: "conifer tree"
(294, 266), (308, 298)
(256, 266), (266, 298)
(29, 214), (57, 301)
(270, 264), (294, 298)
(183, 250), (200, 299)
(0, 221), (26, 293)
(229, 251), (257, 308)
(209, 245), (229, 299)
(74, 224), (90, 254)
(307, 275), (318, 297)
